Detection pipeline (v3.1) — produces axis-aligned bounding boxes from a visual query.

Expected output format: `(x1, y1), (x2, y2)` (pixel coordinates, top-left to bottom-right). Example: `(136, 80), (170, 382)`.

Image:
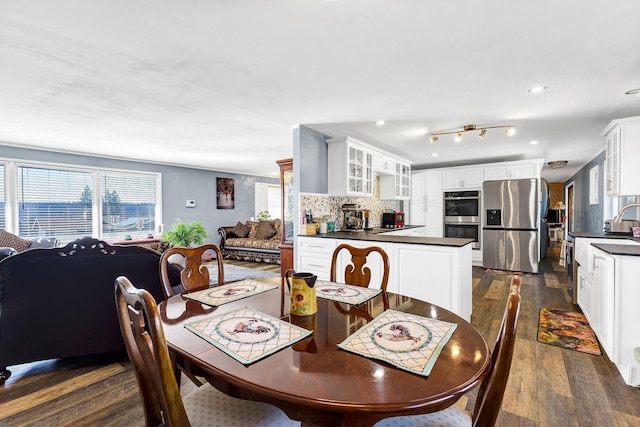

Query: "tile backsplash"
(300, 176), (398, 228)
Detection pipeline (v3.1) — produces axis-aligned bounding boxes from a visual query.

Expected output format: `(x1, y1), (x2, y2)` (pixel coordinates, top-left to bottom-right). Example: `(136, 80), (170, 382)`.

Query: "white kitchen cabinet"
(295, 235), (473, 320)
(380, 161), (411, 200)
(442, 167), (483, 190)
(483, 161), (540, 181)
(296, 236), (337, 280)
(409, 204), (442, 237)
(602, 116), (640, 196)
(393, 243), (472, 321)
(574, 238), (640, 386)
(372, 150), (395, 175)
(576, 266), (594, 327)
(593, 248), (615, 358)
(327, 137), (373, 197)
(410, 170), (443, 237)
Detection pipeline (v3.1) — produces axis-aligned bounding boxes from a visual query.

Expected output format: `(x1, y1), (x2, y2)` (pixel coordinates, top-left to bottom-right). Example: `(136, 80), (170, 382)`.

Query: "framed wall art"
(217, 177), (235, 209)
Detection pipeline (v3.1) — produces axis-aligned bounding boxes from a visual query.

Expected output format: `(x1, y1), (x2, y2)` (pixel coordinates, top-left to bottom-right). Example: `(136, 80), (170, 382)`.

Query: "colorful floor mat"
(537, 308), (601, 355)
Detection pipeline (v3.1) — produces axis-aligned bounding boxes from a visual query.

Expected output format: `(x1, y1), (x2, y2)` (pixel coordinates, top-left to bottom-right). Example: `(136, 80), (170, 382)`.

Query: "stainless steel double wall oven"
(443, 190), (481, 250)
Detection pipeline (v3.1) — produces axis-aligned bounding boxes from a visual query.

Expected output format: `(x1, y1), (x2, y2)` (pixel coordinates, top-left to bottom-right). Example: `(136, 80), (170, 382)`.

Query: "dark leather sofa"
(0, 236), (167, 385)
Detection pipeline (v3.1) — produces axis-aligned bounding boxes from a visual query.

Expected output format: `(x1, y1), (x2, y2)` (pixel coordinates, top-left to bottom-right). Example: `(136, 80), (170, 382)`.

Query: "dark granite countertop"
(299, 226), (473, 248)
(591, 243), (640, 257)
(569, 231), (640, 241)
(570, 231), (640, 256)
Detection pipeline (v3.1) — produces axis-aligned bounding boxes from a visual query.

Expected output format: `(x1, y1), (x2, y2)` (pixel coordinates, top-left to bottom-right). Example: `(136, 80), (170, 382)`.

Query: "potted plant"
(162, 220), (210, 247)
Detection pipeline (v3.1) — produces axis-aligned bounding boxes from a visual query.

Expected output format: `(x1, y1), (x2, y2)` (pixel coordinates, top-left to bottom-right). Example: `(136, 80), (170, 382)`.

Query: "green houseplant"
(162, 220), (210, 247)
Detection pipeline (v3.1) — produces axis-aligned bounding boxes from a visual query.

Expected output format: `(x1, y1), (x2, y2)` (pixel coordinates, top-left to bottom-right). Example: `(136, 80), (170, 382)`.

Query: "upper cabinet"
(371, 151), (395, 175)
(327, 137), (374, 197)
(442, 167), (483, 190)
(380, 161), (411, 200)
(602, 116), (640, 196)
(484, 160), (541, 181)
(327, 136), (411, 199)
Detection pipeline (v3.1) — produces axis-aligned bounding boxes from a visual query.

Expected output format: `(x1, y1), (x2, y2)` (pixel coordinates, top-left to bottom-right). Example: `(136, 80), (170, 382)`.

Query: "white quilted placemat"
(185, 306), (312, 365)
(338, 309), (457, 377)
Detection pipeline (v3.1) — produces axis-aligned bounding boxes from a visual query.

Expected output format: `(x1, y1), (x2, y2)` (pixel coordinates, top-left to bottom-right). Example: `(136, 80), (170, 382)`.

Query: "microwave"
(382, 212), (405, 228)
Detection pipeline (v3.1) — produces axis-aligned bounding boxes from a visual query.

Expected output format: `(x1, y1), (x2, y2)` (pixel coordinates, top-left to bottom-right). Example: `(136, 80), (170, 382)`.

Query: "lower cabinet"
(296, 236), (473, 321)
(393, 243), (472, 321)
(576, 266), (594, 328)
(576, 241), (640, 386)
(296, 237), (337, 281)
(593, 249), (615, 359)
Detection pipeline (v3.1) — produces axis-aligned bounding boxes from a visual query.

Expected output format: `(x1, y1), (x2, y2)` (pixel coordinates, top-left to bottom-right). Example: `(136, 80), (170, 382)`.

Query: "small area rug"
(206, 264), (279, 285)
(537, 307), (601, 355)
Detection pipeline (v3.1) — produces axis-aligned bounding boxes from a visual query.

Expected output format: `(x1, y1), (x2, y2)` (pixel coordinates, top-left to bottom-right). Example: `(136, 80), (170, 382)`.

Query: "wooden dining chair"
(160, 244), (224, 298)
(330, 243), (390, 291)
(115, 276), (297, 427)
(374, 275), (522, 427)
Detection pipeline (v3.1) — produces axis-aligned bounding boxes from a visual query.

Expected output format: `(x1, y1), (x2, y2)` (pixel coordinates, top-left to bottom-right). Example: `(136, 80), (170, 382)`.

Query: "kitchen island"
(296, 227), (474, 320)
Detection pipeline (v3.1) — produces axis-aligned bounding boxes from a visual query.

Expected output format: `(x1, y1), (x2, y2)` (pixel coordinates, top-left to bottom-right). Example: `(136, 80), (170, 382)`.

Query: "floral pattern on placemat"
(183, 279), (278, 306)
(315, 281), (381, 305)
(338, 309), (457, 377)
(185, 307), (312, 365)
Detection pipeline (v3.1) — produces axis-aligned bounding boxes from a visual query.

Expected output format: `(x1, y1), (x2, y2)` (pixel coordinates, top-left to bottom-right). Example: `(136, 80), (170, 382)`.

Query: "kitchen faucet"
(612, 203), (640, 222)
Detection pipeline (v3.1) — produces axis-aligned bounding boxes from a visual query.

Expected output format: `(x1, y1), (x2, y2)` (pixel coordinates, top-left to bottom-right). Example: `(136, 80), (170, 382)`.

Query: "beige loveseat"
(217, 219), (282, 263)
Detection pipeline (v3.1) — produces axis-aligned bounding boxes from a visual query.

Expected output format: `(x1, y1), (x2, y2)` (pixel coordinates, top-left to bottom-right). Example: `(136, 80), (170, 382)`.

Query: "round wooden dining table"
(159, 277), (490, 427)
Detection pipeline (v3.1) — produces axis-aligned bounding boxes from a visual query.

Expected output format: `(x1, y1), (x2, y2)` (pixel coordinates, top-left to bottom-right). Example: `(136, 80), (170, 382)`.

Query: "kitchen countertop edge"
(591, 243), (640, 257)
(298, 228), (473, 248)
(569, 231), (640, 256)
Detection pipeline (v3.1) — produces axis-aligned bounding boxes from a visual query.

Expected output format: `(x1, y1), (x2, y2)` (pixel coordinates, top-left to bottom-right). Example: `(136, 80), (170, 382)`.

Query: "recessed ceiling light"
(530, 140), (538, 145)
(432, 153), (438, 157)
(375, 120), (385, 126)
(528, 86), (547, 94)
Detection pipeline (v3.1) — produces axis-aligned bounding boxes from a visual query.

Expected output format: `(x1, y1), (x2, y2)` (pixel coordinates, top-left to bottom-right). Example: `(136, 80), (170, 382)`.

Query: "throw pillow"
(0, 230), (32, 252)
(246, 221), (259, 239)
(231, 221), (249, 238)
(271, 219), (282, 240)
(255, 221), (276, 240)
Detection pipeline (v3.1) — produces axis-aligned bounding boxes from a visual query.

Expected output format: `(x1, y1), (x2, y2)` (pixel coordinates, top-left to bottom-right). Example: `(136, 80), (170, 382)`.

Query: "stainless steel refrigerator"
(483, 179), (539, 273)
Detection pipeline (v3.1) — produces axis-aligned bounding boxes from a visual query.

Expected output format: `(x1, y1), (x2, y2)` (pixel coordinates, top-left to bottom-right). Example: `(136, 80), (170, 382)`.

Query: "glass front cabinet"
(277, 158), (294, 276)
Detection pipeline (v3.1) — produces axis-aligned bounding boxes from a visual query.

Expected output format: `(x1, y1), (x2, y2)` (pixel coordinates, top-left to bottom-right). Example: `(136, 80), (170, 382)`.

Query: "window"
(17, 166), (94, 242)
(101, 172), (158, 239)
(1, 159), (161, 244)
(589, 165), (599, 205)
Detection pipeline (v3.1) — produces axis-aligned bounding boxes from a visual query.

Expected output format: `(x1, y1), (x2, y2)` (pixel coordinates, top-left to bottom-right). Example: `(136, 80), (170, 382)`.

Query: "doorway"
(566, 182), (574, 233)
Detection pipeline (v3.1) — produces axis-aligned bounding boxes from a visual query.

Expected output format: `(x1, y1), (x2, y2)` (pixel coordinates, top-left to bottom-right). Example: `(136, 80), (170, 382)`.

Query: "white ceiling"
(1, 1), (639, 182)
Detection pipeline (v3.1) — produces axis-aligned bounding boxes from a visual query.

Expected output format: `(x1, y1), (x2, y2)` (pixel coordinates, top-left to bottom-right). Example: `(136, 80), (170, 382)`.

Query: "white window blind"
(101, 173), (157, 239)
(17, 166), (94, 242)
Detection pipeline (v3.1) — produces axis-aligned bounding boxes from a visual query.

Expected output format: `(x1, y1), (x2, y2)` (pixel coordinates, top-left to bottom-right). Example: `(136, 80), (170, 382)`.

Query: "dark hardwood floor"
(1, 254), (639, 426)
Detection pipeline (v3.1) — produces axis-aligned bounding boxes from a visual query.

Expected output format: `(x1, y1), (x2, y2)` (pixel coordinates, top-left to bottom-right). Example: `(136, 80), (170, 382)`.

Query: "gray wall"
(566, 150), (605, 233)
(296, 126), (329, 194)
(0, 144), (278, 244)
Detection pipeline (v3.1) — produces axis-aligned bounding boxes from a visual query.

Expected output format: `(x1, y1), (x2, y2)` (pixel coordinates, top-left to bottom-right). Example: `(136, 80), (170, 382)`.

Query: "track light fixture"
(428, 123), (516, 143)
